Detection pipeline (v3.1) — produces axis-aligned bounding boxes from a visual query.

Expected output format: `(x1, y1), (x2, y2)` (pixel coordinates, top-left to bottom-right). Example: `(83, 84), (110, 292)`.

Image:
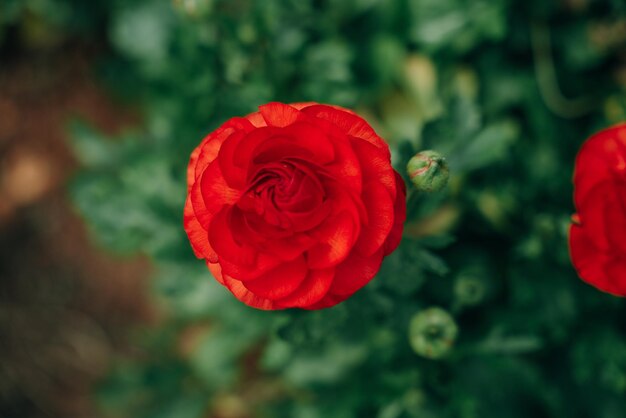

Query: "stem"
(530, 20), (600, 119)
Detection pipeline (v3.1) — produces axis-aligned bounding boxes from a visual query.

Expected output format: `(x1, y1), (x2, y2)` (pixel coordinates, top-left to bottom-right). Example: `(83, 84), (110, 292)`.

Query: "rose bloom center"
(237, 159), (326, 230)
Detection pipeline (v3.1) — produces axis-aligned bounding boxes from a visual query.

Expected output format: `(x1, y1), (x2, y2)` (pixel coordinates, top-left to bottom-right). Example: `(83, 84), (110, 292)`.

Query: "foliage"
(4, 0), (626, 416)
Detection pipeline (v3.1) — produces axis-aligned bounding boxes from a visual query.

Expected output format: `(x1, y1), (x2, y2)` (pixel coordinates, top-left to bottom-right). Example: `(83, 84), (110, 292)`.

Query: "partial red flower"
(569, 123), (626, 296)
(184, 102), (406, 310)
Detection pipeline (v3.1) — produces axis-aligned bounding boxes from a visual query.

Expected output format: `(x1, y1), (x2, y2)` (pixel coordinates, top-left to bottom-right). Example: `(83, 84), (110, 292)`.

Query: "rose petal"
(307, 211), (358, 268)
(574, 124), (626, 209)
(576, 181), (614, 252)
(328, 248), (384, 296)
(242, 256), (308, 300)
(217, 130), (249, 189)
(302, 104), (389, 158)
(245, 111), (266, 128)
(303, 292), (350, 310)
(207, 261), (226, 285)
(220, 123), (334, 188)
(603, 258), (626, 296)
(354, 181), (395, 256)
(275, 268), (335, 308)
(290, 102), (318, 110)
(569, 223), (625, 296)
(259, 102), (303, 127)
(183, 196), (216, 260)
(232, 208), (317, 260)
(209, 263), (277, 309)
(225, 278), (278, 309)
(350, 136), (395, 195)
(602, 181), (626, 255)
(190, 178), (212, 229)
(187, 145), (203, 190)
(193, 117), (254, 186)
(322, 134), (362, 195)
(219, 252), (283, 281)
(208, 207), (257, 266)
(244, 103), (318, 128)
(244, 122), (335, 168)
(283, 201), (333, 233)
(199, 162), (242, 217)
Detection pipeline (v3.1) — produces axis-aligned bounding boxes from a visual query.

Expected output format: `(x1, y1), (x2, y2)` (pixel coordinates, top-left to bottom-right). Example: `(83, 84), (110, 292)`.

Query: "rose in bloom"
(569, 123), (626, 296)
(184, 102), (406, 310)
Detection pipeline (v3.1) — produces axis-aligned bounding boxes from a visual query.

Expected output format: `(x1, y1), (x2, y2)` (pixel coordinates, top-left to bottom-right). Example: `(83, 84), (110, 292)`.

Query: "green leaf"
(450, 119), (520, 172)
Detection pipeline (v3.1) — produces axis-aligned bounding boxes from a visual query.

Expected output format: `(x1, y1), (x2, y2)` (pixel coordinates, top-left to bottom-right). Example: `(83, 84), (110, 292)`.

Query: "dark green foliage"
(3, 0), (625, 416)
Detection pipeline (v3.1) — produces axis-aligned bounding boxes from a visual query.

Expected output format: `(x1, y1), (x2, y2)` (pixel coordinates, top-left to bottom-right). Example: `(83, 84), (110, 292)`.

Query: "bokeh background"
(1, 0), (625, 417)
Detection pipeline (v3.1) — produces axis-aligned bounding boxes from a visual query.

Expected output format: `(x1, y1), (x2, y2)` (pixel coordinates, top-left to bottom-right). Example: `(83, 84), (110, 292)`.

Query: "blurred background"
(0, 0), (625, 417)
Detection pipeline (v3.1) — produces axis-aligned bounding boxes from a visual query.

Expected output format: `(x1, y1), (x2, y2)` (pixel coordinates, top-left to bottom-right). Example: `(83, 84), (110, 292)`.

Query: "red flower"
(184, 102), (406, 310)
(569, 123), (626, 296)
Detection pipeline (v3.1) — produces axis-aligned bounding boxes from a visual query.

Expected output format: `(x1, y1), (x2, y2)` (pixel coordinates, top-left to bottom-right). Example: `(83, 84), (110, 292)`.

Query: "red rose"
(183, 102), (406, 310)
(569, 123), (626, 296)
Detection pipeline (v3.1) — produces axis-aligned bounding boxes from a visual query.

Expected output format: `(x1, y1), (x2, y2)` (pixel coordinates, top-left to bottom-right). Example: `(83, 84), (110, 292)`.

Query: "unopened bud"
(409, 307), (458, 359)
(407, 150), (449, 192)
(454, 275), (487, 307)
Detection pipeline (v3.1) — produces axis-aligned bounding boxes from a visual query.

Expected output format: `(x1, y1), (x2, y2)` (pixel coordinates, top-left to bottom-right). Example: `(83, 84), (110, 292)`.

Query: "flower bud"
(406, 150), (449, 192)
(408, 307), (458, 359)
(451, 251), (494, 309)
(454, 275), (487, 307)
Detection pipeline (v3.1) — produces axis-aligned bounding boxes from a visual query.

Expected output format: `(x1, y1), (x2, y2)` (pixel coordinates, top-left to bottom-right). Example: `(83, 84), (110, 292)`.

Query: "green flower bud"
(451, 252), (494, 309)
(409, 307), (458, 359)
(454, 275), (487, 307)
(407, 150), (449, 192)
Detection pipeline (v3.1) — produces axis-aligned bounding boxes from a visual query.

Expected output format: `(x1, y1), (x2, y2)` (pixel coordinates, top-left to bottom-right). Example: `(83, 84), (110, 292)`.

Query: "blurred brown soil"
(0, 44), (153, 418)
